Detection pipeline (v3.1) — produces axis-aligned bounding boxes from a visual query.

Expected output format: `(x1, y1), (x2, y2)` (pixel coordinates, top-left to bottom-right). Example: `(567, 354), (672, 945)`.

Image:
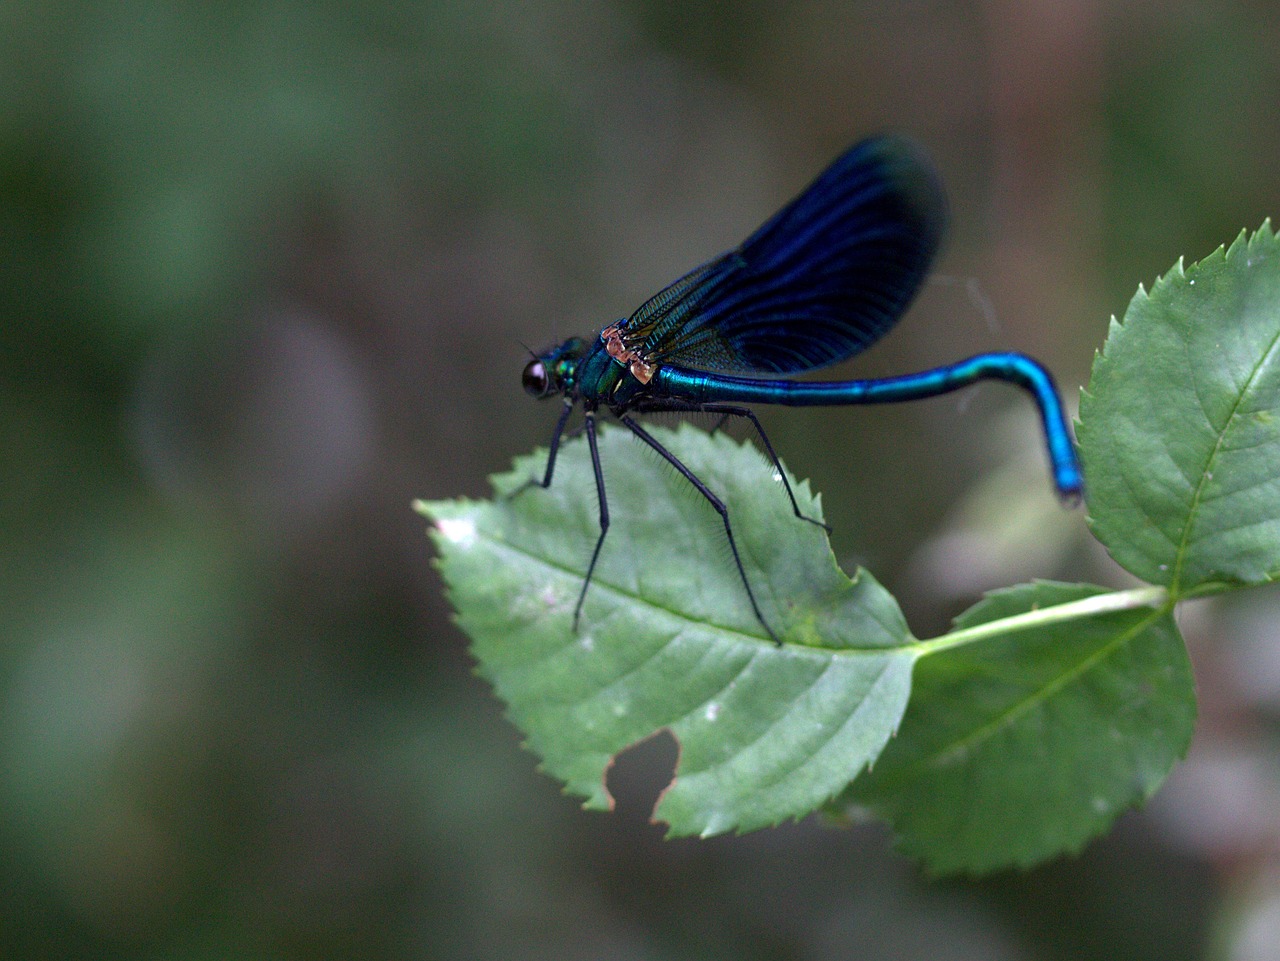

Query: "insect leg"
(619, 414), (781, 645)
(698, 403), (831, 533)
(574, 409), (610, 629)
(633, 399), (830, 533)
(511, 397), (574, 498)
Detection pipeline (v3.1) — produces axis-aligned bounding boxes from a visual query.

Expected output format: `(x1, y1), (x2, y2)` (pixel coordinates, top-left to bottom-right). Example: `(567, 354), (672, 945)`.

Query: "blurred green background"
(5, 1), (1280, 958)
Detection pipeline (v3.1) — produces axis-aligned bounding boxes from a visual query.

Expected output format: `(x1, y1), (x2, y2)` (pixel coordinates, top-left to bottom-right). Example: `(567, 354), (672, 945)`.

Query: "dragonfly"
(519, 136), (1082, 644)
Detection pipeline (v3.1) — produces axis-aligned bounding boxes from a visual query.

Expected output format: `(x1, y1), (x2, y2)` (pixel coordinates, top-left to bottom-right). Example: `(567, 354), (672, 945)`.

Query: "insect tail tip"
(1059, 485), (1085, 510)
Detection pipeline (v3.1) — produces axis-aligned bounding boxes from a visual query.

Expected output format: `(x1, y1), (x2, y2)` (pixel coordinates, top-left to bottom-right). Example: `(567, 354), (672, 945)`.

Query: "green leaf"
(844, 582), (1194, 874)
(1079, 223), (1280, 593)
(419, 424), (917, 835)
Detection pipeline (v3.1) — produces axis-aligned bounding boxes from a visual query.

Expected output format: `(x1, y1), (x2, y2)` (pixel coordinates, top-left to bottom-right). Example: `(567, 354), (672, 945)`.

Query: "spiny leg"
(508, 400), (613, 632)
(699, 403), (831, 533)
(511, 397), (574, 498)
(634, 398), (830, 533)
(619, 414), (781, 645)
(574, 410), (610, 630)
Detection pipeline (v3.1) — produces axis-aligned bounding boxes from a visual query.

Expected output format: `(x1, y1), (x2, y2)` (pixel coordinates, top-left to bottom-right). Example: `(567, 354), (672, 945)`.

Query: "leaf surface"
(420, 424), (917, 835)
(1079, 224), (1280, 591)
(845, 582), (1194, 874)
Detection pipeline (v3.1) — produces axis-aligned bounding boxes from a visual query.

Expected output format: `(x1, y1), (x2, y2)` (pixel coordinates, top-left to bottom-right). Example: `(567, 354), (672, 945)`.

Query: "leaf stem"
(914, 585), (1171, 658)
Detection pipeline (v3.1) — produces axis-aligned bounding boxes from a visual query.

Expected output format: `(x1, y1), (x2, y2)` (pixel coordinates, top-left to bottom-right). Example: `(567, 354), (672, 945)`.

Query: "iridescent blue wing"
(622, 136), (947, 375)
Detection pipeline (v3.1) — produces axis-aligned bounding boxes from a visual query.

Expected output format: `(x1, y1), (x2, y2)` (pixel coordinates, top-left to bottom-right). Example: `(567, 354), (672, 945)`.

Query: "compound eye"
(522, 359), (551, 397)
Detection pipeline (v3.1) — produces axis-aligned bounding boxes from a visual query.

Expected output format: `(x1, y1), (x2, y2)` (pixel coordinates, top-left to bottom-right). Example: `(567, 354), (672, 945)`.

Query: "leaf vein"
(696, 655), (896, 791)
(912, 608), (1164, 777)
(1172, 321), (1280, 591)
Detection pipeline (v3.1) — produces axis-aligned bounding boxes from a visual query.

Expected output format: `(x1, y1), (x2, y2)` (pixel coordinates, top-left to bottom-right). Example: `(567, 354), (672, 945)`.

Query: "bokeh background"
(5, 1), (1280, 958)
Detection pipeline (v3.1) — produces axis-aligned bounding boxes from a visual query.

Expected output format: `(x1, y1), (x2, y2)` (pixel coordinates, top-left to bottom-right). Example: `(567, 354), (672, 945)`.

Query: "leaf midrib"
(478, 521), (907, 653)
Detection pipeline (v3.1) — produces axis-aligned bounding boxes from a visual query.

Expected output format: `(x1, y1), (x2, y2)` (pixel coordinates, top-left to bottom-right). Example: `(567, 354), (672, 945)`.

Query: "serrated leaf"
(419, 424), (917, 835)
(1079, 223), (1280, 592)
(844, 582), (1193, 875)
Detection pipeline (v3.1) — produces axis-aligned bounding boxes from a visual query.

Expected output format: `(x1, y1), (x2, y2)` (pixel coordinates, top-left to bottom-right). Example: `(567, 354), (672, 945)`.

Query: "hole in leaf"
(603, 729), (679, 822)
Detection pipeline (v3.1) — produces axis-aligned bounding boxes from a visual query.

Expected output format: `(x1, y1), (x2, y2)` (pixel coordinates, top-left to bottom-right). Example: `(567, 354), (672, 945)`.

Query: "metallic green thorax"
(573, 341), (628, 406)
(531, 330), (651, 409)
